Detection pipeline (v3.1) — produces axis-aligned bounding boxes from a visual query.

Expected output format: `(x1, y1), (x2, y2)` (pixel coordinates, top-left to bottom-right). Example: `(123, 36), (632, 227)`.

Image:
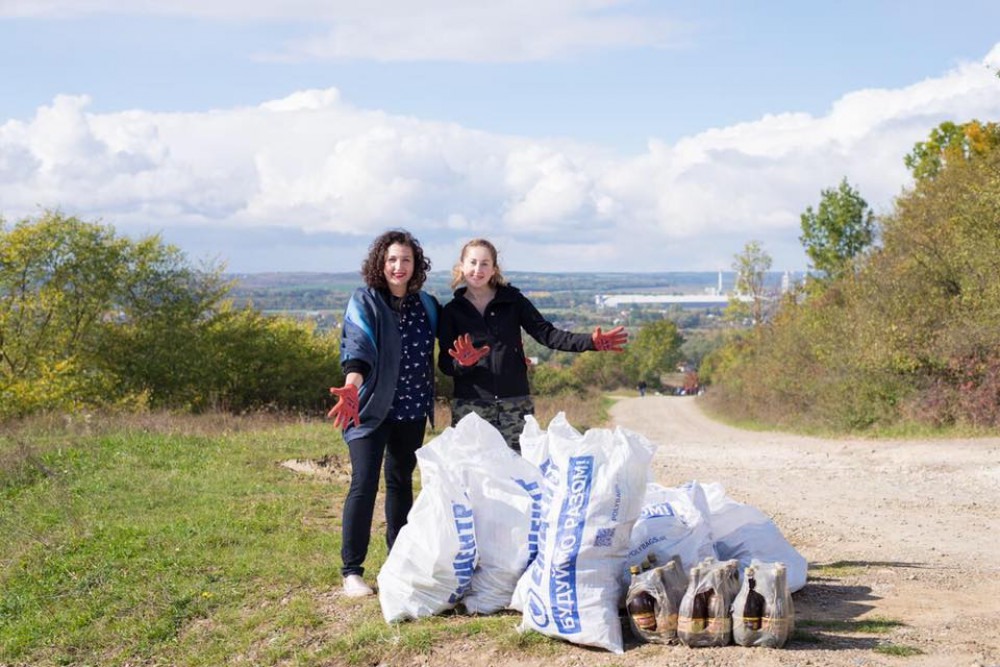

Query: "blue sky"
(3, 1), (1000, 274)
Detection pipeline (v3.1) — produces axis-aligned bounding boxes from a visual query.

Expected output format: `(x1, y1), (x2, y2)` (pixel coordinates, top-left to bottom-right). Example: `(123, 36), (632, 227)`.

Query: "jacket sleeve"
(518, 291), (595, 352)
(437, 303), (487, 377)
(340, 290), (378, 376)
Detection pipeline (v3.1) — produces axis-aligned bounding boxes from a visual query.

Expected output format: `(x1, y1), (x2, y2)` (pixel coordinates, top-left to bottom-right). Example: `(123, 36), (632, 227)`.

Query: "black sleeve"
(429, 294), (442, 335)
(342, 359), (371, 377)
(518, 292), (595, 352)
(437, 305), (485, 377)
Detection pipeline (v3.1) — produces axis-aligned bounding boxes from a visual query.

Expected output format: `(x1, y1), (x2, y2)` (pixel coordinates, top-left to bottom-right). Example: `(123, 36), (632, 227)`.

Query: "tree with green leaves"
(726, 240), (772, 325)
(626, 319), (683, 386)
(799, 177), (875, 284)
(1, 210), (339, 417)
(1, 212), (133, 411)
(704, 121), (1000, 431)
(904, 120), (1000, 183)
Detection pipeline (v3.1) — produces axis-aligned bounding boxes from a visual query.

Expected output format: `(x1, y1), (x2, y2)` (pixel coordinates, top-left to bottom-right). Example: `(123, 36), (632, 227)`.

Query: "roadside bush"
(529, 363), (585, 397)
(199, 306), (341, 413)
(907, 350), (1000, 427)
(0, 211), (341, 418)
(626, 319), (684, 386)
(680, 331), (727, 370)
(706, 123), (1000, 432)
(570, 349), (631, 391)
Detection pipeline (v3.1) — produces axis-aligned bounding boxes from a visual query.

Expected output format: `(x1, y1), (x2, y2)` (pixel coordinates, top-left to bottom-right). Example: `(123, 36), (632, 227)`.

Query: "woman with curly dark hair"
(328, 229), (439, 597)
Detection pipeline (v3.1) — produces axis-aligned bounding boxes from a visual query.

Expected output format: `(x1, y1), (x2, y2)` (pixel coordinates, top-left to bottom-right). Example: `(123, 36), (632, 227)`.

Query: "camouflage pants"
(450, 396), (535, 453)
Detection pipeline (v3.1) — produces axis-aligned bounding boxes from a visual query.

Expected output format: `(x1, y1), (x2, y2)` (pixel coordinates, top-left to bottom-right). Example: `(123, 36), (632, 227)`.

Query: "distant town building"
(594, 293), (751, 309)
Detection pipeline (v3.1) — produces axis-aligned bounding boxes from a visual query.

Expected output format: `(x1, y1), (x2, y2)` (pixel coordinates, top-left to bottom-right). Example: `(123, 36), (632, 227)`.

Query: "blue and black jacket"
(339, 286), (440, 442)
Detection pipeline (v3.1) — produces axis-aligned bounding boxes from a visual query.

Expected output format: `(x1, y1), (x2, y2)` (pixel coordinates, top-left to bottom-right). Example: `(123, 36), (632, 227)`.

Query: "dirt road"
(607, 395), (1000, 667)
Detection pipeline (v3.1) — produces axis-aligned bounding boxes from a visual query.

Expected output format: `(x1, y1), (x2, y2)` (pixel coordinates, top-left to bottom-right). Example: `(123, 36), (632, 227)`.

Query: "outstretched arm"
(518, 292), (594, 352)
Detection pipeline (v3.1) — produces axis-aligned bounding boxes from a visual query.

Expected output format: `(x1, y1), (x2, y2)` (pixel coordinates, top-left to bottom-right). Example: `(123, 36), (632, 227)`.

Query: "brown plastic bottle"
(727, 559), (740, 596)
(627, 565), (657, 632)
(742, 565), (765, 631)
(690, 567), (709, 633)
(705, 568), (730, 642)
(763, 563), (790, 644)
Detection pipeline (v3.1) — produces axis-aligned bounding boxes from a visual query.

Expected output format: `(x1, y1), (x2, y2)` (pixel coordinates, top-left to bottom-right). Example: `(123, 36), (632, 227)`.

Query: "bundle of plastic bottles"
(627, 555), (794, 649)
(676, 557), (740, 647)
(624, 553), (688, 644)
(732, 559), (795, 648)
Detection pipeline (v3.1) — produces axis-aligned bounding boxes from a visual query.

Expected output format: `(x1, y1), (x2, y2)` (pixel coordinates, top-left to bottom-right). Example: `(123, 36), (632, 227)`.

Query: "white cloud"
(279, 2), (682, 63)
(1, 1), (685, 63)
(2, 45), (1000, 271)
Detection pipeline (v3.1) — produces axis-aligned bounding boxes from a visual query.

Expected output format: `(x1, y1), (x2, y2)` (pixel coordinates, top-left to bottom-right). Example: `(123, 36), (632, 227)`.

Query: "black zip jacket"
(438, 284), (595, 400)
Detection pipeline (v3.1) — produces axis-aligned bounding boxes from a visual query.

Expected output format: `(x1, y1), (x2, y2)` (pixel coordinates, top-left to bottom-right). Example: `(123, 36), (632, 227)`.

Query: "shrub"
(1, 211), (341, 417)
(707, 125), (1000, 432)
(529, 364), (585, 397)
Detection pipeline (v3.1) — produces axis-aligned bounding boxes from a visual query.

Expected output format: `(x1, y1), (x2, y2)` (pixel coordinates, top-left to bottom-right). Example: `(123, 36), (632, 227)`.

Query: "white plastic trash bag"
(622, 481), (717, 591)
(442, 413), (545, 614)
(377, 435), (478, 623)
(512, 413), (655, 653)
(517, 407), (559, 469)
(699, 482), (807, 593)
(508, 413), (584, 614)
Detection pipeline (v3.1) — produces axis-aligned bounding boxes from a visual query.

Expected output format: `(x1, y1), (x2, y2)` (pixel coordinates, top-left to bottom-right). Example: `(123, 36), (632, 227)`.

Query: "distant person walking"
(438, 238), (627, 452)
(327, 230), (439, 598)
(637, 380), (647, 397)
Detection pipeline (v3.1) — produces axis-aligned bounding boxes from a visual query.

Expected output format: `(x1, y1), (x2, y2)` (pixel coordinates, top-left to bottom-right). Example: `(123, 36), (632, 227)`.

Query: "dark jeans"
(340, 418), (426, 577)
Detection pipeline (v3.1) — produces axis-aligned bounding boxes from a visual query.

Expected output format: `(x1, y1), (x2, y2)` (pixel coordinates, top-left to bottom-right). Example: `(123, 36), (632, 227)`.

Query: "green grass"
(873, 642), (924, 656)
(698, 399), (837, 436)
(797, 617), (904, 634)
(808, 561), (867, 578)
(699, 393), (1000, 439)
(318, 612), (553, 665)
(1, 409), (614, 667)
(795, 617), (917, 656)
(791, 628), (825, 644)
(0, 418), (353, 666)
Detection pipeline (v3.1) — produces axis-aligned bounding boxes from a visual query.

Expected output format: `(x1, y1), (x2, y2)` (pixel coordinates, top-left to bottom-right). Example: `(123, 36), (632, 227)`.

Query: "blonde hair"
(450, 238), (507, 289)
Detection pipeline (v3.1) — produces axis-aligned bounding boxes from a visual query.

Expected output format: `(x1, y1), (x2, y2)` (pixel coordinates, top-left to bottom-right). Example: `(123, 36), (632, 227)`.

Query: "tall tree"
(799, 177), (875, 284)
(0, 213), (129, 399)
(626, 319), (684, 386)
(726, 240), (772, 325)
(904, 120), (1000, 183)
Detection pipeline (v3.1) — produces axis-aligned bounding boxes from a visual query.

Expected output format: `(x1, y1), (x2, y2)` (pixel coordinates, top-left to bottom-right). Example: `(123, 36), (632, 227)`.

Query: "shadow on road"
(787, 560), (921, 651)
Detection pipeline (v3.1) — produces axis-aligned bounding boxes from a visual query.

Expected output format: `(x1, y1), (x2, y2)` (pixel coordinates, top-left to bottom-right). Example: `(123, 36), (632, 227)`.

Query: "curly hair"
(361, 229), (430, 293)
(450, 238), (507, 289)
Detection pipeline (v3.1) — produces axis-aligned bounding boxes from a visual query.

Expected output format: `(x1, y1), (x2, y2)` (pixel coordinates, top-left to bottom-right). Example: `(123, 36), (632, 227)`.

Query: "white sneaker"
(342, 574), (374, 598)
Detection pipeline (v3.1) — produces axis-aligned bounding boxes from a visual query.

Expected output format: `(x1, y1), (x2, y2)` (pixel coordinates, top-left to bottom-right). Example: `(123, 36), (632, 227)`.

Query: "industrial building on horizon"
(594, 270), (796, 309)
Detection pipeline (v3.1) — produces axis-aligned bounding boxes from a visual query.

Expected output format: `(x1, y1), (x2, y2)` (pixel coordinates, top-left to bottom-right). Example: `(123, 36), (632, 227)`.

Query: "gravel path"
(599, 395), (1000, 667)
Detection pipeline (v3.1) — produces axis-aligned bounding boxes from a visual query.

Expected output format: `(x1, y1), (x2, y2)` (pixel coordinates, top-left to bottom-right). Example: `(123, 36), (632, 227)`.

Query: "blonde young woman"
(437, 238), (627, 452)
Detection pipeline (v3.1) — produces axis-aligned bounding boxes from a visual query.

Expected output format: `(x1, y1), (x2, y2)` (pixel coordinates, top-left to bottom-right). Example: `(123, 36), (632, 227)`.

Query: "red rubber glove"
(327, 383), (360, 429)
(592, 325), (628, 352)
(448, 333), (491, 367)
